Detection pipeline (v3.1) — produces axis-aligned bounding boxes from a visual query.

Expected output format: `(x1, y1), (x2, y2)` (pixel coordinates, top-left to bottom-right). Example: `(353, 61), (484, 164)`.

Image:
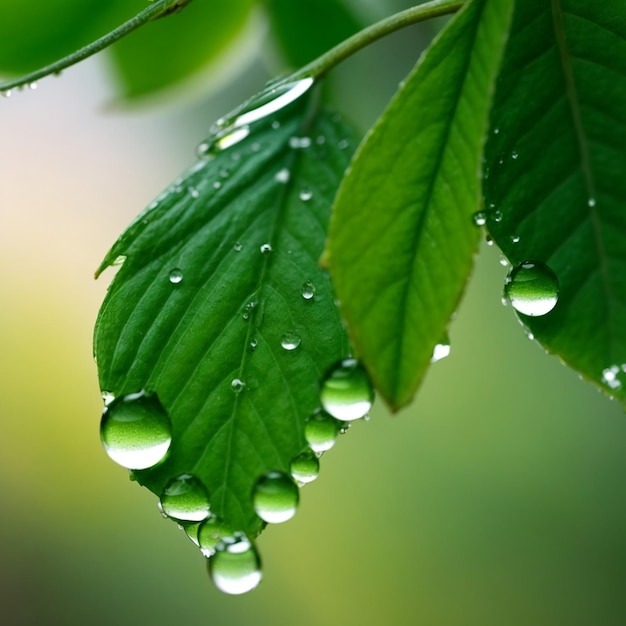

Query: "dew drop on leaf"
(252, 471), (299, 524)
(231, 378), (246, 393)
(472, 211), (487, 226)
(208, 536), (262, 595)
(260, 243), (273, 254)
(100, 391), (172, 470)
(275, 168), (290, 184)
(280, 332), (301, 351)
(504, 261), (559, 317)
(169, 268), (183, 284)
(290, 450), (320, 485)
(320, 358), (374, 421)
(301, 280), (316, 300)
(299, 187), (313, 202)
(198, 517), (234, 557)
(159, 474), (211, 522)
(304, 411), (342, 453)
(431, 340), (451, 363)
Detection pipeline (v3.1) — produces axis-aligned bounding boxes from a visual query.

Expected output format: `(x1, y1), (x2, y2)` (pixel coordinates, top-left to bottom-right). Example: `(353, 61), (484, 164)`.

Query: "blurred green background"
(1, 2), (626, 625)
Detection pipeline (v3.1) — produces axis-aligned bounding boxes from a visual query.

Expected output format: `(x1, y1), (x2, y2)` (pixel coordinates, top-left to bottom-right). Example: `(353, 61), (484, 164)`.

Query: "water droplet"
(280, 332), (301, 351)
(299, 188), (313, 202)
(252, 471), (299, 524)
(472, 211), (487, 227)
(213, 126), (250, 152)
(169, 268), (183, 284)
(198, 517), (234, 557)
(289, 136), (312, 149)
(301, 281), (316, 300)
(213, 181), (222, 190)
(493, 127), (500, 134)
(290, 450), (319, 485)
(511, 235), (520, 244)
(316, 135), (326, 145)
(260, 243), (273, 254)
(231, 378), (246, 393)
(512, 151), (519, 159)
(248, 339), (258, 352)
(275, 169), (290, 184)
(271, 120), (281, 130)
(160, 474), (211, 522)
(208, 536), (262, 595)
(1, 89), (12, 98)
(320, 359), (374, 421)
(338, 139), (350, 150)
(242, 301), (257, 320)
(588, 197), (596, 207)
(602, 365), (623, 390)
(504, 261), (559, 317)
(499, 256), (509, 267)
(100, 391), (171, 470)
(29, 82), (38, 91)
(431, 340), (451, 363)
(233, 242), (242, 252)
(305, 411), (342, 453)
(188, 187), (200, 198)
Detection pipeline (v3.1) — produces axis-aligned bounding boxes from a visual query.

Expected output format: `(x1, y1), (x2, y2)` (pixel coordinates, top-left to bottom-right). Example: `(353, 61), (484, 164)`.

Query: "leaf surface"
(326, 0), (514, 411)
(94, 84), (353, 536)
(484, 0), (626, 401)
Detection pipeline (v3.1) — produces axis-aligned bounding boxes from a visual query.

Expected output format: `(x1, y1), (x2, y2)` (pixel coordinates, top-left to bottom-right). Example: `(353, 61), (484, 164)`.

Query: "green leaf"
(0, 0), (135, 75)
(108, 0), (255, 100)
(264, 0), (366, 67)
(326, 0), (514, 411)
(94, 81), (354, 537)
(483, 0), (626, 402)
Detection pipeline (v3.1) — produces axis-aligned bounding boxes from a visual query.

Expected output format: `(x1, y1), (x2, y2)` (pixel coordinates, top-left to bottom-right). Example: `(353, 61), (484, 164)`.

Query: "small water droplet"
(169, 268), (183, 284)
(431, 340), (451, 363)
(472, 211), (487, 227)
(511, 235), (521, 244)
(320, 359), (374, 421)
(208, 535), (262, 595)
(160, 474), (211, 522)
(299, 188), (313, 202)
(252, 471), (299, 524)
(316, 135), (326, 145)
(100, 391), (171, 470)
(301, 281), (316, 300)
(305, 411), (342, 453)
(280, 332), (301, 351)
(485, 235), (494, 246)
(290, 450), (319, 485)
(338, 139), (350, 150)
(289, 136), (312, 149)
(198, 517), (234, 557)
(188, 187), (200, 198)
(233, 242), (242, 252)
(1, 89), (12, 98)
(493, 127), (500, 134)
(260, 243), (273, 254)
(213, 181), (222, 190)
(512, 151), (519, 159)
(504, 261), (559, 317)
(248, 339), (258, 352)
(231, 378), (246, 393)
(588, 197), (596, 207)
(271, 120), (281, 130)
(29, 82), (38, 91)
(275, 169), (290, 184)
(101, 391), (115, 406)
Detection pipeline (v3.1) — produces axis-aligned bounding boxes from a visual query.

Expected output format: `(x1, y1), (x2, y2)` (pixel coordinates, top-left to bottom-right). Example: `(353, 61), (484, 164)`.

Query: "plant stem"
(0, 0), (191, 93)
(297, 0), (465, 80)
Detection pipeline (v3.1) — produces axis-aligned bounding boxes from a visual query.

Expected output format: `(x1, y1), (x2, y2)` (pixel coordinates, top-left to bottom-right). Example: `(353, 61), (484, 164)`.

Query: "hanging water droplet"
(431, 339), (451, 363)
(208, 535), (262, 595)
(299, 188), (313, 202)
(493, 127), (500, 134)
(231, 378), (246, 394)
(320, 359), (374, 421)
(29, 82), (38, 91)
(100, 391), (172, 470)
(290, 450), (319, 485)
(252, 471), (299, 524)
(305, 411), (342, 453)
(271, 120), (281, 130)
(101, 390), (115, 406)
(485, 235), (494, 246)
(181, 521), (202, 546)
(198, 517), (234, 557)
(275, 169), (290, 184)
(280, 332), (301, 351)
(301, 281), (316, 300)
(1, 89), (12, 98)
(493, 210), (503, 223)
(472, 211), (487, 227)
(169, 268), (183, 284)
(260, 243), (273, 254)
(242, 300), (257, 320)
(504, 261), (559, 317)
(160, 474), (211, 522)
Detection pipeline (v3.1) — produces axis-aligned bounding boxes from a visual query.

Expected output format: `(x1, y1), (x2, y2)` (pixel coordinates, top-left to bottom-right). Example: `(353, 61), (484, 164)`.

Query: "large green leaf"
(326, 0), (514, 411)
(108, 0), (255, 100)
(484, 0), (626, 401)
(264, 0), (366, 68)
(94, 80), (354, 539)
(0, 0), (136, 75)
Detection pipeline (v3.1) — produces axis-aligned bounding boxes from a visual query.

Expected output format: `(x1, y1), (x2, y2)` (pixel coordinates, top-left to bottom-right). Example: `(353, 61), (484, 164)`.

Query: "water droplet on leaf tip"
(208, 536), (262, 595)
(249, 339), (258, 352)
(320, 359), (374, 422)
(252, 471), (299, 524)
(29, 82), (38, 90)
(1, 89), (12, 98)
(198, 517), (233, 557)
(160, 474), (211, 522)
(316, 135), (326, 145)
(100, 391), (172, 470)
(275, 169), (290, 184)
(431, 342), (451, 363)
(485, 235), (494, 246)
(302, 281), (315, 300)
(169, 268), (183, 284)
(231, 378), (246, 393)
(280, 332), (301, 351)
(504, 261), (559, 317)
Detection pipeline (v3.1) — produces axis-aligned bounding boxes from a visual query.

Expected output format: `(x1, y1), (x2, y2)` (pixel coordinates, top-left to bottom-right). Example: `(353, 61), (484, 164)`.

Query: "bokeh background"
(2, 2), (626, 625)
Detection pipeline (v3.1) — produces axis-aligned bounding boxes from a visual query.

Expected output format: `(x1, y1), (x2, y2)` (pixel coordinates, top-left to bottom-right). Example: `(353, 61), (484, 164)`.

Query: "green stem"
(0, 0), (191, 93)
(297, 0), (465, 80)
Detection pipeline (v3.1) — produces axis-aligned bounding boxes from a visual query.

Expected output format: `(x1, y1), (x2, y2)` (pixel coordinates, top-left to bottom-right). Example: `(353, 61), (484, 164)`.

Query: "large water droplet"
(160, 474), (211, 522)
(198, 517), (234, 557)
(290, 450), (320, 485)
(320, 359), (374, 421)
(280, 332), (301, 351)
(252, 471), (299, 524)
(209, 536), (262, 595)
(305, 411), (341, 453)
(100, 391), (171, 470)
(504, 261), (559, 316)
